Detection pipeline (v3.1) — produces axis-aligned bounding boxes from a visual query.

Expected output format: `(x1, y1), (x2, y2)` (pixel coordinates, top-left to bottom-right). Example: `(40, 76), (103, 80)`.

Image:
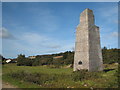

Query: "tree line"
(1, 47), (119, 66)
(102, 47), (119, 64)
(16, 51), (74, 67)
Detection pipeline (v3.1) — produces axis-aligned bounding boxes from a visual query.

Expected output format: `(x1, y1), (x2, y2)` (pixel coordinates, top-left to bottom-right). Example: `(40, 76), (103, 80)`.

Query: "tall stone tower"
(73, 8), (103, 71)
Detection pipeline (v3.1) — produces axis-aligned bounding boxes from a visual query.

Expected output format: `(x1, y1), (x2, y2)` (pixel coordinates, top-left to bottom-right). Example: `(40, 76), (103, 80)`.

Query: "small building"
(6, 59), (11, 63)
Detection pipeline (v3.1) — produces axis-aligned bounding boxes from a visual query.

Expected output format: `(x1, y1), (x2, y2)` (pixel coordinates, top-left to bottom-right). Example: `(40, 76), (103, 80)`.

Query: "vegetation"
(16, 51), (74, 67)
(0, 54), (6, 64)
(2, 47), (119, 88)
(102, 47), (119, 64)
(2, 63), (118, 88)
(17, 54), (33, 66)
(14, 47), (119, 67)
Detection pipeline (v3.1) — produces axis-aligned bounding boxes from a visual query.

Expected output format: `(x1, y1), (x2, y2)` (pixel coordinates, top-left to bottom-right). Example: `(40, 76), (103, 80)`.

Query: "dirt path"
(2, 82), (17, 88)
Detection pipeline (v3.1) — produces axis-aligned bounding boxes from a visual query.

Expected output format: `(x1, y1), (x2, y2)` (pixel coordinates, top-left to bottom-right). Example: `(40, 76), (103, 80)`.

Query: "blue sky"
(1, 2), (118, 58)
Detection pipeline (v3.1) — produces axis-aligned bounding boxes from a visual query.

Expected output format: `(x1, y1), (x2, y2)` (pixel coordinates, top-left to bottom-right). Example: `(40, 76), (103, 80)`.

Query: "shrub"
(71, 69), (88, 81)
(8, 70), (26, 79)
(7, 70), (62, 85)
(85, 71), (102, 79)
(24, 73), (43, 85)
(71, 70), (102, 82)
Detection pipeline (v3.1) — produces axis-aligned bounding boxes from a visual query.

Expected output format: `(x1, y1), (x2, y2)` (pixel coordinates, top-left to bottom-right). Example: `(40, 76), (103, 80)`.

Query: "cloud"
(22, 33), (49, 44)
(101, 31), (118, 39)
(19, 32), (62, 49)
(2, 30), (75, 58)
(101, 31), (118, 48)
(110, 32), (119, 37)
(46, 45), (61, 49)
(0, 27), (15, 39)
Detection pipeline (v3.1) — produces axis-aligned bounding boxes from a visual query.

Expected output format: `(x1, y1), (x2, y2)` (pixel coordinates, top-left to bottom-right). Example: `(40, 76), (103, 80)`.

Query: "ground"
(2, 82), (17, 88)
(2, 63), (118, 88)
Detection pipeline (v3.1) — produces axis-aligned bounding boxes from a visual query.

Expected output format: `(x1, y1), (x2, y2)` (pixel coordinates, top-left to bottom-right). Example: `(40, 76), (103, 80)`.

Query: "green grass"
(2, 64), (72, 75)
(2, 63), (118, 88)
(3, 74), (41, 88)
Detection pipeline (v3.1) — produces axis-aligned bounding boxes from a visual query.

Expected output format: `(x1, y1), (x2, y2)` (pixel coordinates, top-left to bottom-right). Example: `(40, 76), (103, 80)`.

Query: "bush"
(71, 69), (87, 81)
(8, 70), (26, 80)
(71, 70), (102, 81)
(32, 60), (40, 66)
(85, 71), (102, 79)
(7, 70), (61, 85)
(24, 73), (44, 85)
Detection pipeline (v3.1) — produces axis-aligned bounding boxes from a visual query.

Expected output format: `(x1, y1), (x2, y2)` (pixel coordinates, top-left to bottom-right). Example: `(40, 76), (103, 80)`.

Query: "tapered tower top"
(80, 8), (95, 26)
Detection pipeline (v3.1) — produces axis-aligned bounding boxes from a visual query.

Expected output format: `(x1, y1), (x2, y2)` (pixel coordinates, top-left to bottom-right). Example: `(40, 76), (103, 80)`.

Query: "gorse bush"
(71, 70), (88, 81)
(8, 70), (26, 79)
(8, 69), (103, 85)
(85, 71), (102, 79)
(7, 70), (69, 85)
(71, 70), (102, 81)
(8, 71), (48, 85)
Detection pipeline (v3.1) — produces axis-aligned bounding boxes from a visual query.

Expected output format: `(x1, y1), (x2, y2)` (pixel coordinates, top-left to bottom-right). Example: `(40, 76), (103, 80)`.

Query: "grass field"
(2, 63), (118, 88)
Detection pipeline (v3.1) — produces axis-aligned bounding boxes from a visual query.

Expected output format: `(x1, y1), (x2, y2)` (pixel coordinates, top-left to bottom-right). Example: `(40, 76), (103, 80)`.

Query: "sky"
(1, 2), (118, 58)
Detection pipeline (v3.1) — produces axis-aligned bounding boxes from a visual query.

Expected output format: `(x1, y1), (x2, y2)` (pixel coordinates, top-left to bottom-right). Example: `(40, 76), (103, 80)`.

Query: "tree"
(32, 59), (40, 66)
(17, 54), (26, 66)
(102, 47), (119, 64)
(102, 46), (108, 64)
(0, 55), (6, 64)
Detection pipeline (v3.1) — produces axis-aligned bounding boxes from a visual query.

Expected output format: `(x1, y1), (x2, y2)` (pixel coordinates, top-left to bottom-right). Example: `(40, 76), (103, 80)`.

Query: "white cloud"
(20, 32), (61, 49)
(101, 31), (118, 39)
(22, 33), (49, 44)
(3, 31), (74, 58)
(101, 31), (118, 48)
(110, 32), (119, 37)
(0, 27), (14, 39)
(0, 27), (8, 38)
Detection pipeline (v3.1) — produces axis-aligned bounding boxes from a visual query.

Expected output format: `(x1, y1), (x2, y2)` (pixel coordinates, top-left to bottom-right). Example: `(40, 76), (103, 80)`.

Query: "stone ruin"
(73, 8), (103, 71)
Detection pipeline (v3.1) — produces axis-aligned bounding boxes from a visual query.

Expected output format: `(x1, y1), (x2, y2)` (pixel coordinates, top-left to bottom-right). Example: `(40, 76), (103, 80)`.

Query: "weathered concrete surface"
(74, 8), (103, 71)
